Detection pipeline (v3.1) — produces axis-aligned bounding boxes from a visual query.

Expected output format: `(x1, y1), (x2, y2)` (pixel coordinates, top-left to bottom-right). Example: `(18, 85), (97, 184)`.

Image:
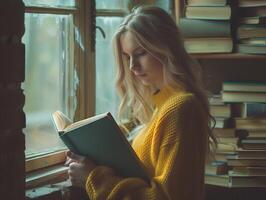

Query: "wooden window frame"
(25, 0), (94, 182)
(25, 0), (176, 189)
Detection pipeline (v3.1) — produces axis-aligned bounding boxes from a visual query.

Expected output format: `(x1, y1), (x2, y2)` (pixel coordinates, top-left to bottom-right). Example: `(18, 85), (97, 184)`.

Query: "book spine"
(180, 18), (230, 37)
(244, 103), (266, 117)
(60, 134), (79, 154)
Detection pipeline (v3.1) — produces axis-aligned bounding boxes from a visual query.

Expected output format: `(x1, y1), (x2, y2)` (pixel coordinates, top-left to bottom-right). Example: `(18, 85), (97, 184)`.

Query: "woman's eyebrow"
(122, 46), (143, 56)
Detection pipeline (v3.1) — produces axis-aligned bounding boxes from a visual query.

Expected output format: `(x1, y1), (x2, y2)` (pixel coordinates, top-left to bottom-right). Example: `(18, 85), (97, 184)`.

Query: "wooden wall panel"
(0, 1), (25, 199)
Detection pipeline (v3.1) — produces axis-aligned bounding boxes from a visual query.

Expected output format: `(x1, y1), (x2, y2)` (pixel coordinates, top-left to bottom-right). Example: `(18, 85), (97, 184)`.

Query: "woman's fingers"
(66, 151), (86, 162)
(65, 157), (75, 166)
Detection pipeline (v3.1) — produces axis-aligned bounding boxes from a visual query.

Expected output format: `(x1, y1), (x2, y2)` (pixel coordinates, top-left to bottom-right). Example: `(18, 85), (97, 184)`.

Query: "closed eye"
(134, 50), (146, 57)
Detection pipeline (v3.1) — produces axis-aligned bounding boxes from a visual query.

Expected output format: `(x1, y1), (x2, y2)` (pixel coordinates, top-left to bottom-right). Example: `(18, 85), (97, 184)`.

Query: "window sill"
(26, 164), (69, 189)
(26, 180), (89, 200)
(26, 150), (67, 173)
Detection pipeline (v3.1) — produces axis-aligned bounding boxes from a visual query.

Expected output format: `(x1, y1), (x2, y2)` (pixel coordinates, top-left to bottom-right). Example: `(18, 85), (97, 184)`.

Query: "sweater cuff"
(85, 166), (121, 199)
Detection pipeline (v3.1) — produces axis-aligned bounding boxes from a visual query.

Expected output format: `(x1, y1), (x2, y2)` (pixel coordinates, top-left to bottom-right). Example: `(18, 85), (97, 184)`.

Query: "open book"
(52, 111), (149, 181)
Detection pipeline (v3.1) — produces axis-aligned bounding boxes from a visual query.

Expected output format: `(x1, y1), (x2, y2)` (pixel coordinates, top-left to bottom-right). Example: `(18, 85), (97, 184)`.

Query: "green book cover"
(52, 111), (149, 181)
(180, 18), (230, 38)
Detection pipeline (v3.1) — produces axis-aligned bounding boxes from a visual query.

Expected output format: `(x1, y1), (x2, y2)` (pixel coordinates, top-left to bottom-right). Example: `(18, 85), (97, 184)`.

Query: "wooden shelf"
(190, 53), (266, 60)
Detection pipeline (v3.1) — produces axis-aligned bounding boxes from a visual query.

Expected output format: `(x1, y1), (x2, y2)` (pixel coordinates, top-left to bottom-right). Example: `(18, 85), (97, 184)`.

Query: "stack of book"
(180, 0), (233, 53)
(205, 94), (236, 179)
(222, 82), (266, 103)
(210, 94), (231, 129)
(226, 115), (266, 188)
(207, 81), (266, 187)
(236, 0), (266, 54)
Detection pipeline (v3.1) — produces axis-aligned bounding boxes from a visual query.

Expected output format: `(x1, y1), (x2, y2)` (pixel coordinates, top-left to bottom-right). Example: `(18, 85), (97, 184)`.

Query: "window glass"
(23, 0), (75, 7)
(154, 0), (170, 11)
(23, 13), (75, 156)
(96, 0), (170, 12)
(95, 17), (123, 117)
(96, 0), (128, 10)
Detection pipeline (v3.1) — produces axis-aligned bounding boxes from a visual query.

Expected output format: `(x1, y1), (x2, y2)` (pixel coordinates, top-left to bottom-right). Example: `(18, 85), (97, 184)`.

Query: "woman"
(67, 5), (216, 200)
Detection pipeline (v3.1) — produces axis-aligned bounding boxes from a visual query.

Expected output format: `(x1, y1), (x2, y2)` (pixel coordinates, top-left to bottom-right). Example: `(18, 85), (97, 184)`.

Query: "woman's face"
(120, 31), (164, 90)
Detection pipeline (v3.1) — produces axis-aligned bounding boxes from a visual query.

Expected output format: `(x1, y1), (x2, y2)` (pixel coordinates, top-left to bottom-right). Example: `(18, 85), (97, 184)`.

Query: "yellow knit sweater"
(86, 86), (208, 200)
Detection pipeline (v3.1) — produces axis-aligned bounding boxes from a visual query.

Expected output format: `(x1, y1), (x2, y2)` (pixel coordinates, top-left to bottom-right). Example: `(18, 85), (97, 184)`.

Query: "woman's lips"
(135, 73), (147, 77)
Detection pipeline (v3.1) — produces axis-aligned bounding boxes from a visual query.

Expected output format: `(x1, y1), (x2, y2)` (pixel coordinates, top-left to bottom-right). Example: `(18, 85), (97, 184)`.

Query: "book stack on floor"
(179, 0), (233, 53)
(236, 0), (266, 54)
(209, 94), (241, 162)
(207, 81), (266, 187)
(205, 94), (239, 184)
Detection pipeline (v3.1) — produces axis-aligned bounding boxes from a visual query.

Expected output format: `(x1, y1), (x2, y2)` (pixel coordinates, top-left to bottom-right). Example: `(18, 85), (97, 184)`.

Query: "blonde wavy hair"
(112, 6), (216, 148)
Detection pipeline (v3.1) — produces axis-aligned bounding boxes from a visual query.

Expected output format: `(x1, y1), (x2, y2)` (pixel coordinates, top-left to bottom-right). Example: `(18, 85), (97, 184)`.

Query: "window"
(24, 0), (171, 172)
(23, 0), (93, 166)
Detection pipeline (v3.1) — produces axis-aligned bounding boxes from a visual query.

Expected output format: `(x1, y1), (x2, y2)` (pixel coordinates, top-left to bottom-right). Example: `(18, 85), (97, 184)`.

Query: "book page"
(64, 112), (109, 132)
(52, 111), (72, 132)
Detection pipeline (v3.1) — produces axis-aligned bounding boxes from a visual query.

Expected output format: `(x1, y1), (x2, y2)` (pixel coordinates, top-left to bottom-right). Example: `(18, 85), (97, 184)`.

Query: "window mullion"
(25, 6), (77, 15)
(96, 9), (126, 17)
(73, 0), (95, 121)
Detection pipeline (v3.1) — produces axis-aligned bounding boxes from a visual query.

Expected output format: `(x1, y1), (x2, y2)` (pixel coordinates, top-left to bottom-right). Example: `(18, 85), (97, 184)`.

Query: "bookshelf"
(191, 53), (266, 60)
(175, 0), (266, 199)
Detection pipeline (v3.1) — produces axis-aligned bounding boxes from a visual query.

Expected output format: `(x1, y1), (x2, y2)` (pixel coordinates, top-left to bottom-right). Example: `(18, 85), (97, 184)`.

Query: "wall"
(0, 1), (25, 199)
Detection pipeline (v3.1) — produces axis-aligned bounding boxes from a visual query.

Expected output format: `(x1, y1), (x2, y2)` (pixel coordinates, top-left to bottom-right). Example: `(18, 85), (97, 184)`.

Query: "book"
(184, 37), (233, 53)
(227, 157), (266, 167)
(230, 166), (266, 176)
(222, 91), (266, 103)
(239, 103), (266, 117)
(205, 173), (266, 187)
(213, 128), (236, 138)
(236, 149), (266, 159)
(247, 130), (266, 138)
(209, 94), (224, 105)
(241, 139), (266, 150)
(205, 161), (228, 175)
(52, 111), (149, 181)
(240, 6), (266, 17)
(240, 16), (266, 25)
(217, 137), (239, 146)
(235, 117), (266, 131)
(237, 43), (266, 55)
(179, 18), (230, 38)
(185, 6), (231, 20)
(237, 25), (266, 39)
(223, 82), (266, 93)
(211, 117), (230, 128)
(238, 0), (266, 8)
(210, 104), (231, 118)
(216, 143), (238, 153)
(186, 0), (227, 6)
(215, 151), (237, 162)
(240, 38), (266, 46)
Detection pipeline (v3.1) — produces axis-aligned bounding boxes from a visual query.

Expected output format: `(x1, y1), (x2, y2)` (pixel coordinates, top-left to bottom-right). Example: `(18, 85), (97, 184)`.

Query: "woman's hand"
(66, 151), (96, 188)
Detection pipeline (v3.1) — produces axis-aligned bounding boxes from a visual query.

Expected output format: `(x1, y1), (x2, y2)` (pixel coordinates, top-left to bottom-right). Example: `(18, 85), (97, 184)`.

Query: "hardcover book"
(210, 104), (231, 118)
(52, 111), (149, 181)
(205, 173), (266, 187)
(240, 103), (266, 117)
(237, 43), (266, 55)
(184, 37), (233, 53)
(223, 82), (266, 92)
(205, 161), (228, 175)
(185, 5), (231, 20)
(179, 18), (230, 38)
(222, 91), (266, 103)
(235, 118), (266, 131)
(186, 0), (227, 6)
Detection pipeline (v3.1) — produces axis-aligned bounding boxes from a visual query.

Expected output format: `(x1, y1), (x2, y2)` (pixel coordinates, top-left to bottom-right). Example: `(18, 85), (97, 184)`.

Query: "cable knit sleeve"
(85, 94), (208, 200)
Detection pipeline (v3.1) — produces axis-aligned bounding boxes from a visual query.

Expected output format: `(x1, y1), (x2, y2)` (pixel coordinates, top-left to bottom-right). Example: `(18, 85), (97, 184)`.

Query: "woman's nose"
(129, 57), (138, 71)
